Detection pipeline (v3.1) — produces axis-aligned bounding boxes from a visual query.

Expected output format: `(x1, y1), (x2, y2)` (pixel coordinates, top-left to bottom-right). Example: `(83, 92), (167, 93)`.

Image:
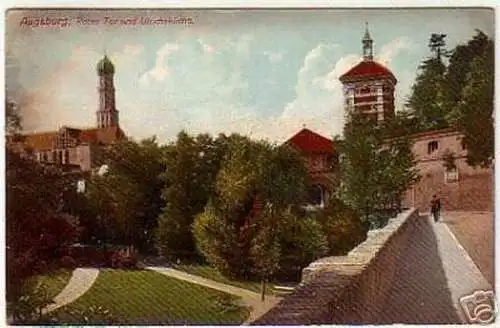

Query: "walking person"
(430, 194), (441, 222)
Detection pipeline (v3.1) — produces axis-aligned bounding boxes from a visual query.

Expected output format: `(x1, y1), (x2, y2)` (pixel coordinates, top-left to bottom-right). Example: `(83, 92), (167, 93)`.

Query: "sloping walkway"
(379, 214), (492, 324)
(436, 217), (493, 322)
(143, 265), (282, 324)
(42, 268), (100, 314)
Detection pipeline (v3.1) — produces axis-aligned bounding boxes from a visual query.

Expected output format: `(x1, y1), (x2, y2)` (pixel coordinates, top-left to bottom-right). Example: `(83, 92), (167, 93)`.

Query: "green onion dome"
(97, 55), (115, 76)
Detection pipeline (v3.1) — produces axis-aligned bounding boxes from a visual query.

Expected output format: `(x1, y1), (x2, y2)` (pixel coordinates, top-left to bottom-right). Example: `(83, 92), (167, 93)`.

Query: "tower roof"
(363, 22), (372, 41)
(284, 128), (335, 154)
(339, 60), (397, 84)
(97, 55), (115, 75)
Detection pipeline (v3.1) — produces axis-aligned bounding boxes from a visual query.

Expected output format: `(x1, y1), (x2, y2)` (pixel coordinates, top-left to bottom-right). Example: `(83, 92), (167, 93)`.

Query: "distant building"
(339, 23), (396, 122)
(402, 128), (493, 212)
(339, 24), (493, 212)
(7, 55), (126, 174)
(284, 128), (338, 208)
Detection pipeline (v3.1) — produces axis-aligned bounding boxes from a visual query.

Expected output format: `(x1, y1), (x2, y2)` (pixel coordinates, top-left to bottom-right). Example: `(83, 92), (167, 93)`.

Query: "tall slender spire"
(362, 22), (374, 61)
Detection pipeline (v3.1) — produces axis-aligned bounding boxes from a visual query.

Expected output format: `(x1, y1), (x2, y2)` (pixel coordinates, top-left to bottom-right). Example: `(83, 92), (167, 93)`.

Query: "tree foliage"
(193, 136), (309, 279)
(448, 33), (494, 167)
(155, 132), (227, 260)
(407, 34), (449, 131)
(314, 196), (368, 255)
(407, 30), (494, 167)
(84, 137), (166, 252)
(6, 149), (80, 300)
(338, 111), (419, 228)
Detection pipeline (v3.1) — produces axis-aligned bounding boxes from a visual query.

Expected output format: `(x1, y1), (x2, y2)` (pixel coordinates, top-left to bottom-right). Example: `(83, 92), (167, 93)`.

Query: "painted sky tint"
(5, 8), (494, 143)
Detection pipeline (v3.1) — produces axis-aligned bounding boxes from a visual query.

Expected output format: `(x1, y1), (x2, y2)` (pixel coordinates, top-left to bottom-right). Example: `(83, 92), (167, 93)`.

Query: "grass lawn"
(28, 268), (73, 301)
(172, 264), (281, 295)
(51, 269), (250, 325)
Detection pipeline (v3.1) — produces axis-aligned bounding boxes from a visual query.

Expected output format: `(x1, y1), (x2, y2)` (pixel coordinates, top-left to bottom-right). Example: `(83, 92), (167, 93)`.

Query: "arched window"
(427, 141), (439, 154)
(307, 185), (323, 206)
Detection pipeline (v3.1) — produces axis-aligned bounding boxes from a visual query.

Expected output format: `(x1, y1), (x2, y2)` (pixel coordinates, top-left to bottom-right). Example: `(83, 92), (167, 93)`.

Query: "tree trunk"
(261, 279), (266, 301)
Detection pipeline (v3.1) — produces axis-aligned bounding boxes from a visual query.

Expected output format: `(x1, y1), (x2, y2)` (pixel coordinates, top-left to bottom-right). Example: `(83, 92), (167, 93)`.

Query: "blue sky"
(5, 8), (494, 143)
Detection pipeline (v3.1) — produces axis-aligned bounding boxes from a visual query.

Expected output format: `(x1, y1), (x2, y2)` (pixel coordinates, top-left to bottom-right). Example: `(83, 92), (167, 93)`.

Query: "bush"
(315, 197), (368, 256)
(67, 305), (118, 324)
(10, 282), (55, 324)
(60, 256), (76, 269)
(192, 203), (253, 278)
(109, 250), (138, 269)
(276, 211), (329, 280)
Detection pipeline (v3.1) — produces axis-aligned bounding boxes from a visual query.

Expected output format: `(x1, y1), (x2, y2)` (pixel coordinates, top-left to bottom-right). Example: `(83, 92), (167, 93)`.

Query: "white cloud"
(139, 43), (180, 86)
(278, 43), (347, 140)
(377, 36), (414, 65)
(19, 44), (145, 133)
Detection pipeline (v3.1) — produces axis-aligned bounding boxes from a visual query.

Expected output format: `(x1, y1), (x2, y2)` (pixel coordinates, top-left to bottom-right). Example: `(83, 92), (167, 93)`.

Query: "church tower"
(96, 55), (119, 128)
(339, 23), (397, 122)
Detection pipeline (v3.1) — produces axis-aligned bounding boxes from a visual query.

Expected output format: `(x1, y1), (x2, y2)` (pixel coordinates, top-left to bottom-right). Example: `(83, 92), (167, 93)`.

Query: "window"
(427, 141), (439, 154)
(307, 185), (323, 206)
(64, 150), (70, 164)
(445, 167), (459, 183)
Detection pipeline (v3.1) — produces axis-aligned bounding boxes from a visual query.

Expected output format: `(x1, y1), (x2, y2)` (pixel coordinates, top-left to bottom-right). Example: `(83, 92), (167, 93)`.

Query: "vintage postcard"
(4, 6), (495, 325)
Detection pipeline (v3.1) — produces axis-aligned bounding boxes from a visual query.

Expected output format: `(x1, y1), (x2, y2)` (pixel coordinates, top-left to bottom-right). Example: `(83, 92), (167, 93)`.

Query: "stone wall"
(401, 129), (493, 212)
(252, 208), (419, 325)
(402, 158), (493, 212)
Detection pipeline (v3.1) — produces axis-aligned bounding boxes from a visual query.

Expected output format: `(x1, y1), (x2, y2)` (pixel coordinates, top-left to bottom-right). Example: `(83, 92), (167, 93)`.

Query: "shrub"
(10, 282), (55, 324)
(66, 305), (117, 325)
(192, 202), (252, 278)
(109, 250), (138, 269)
(315, 197), (368, 256)
(60, 256), (77, 269)
(276, 211), (329, 280)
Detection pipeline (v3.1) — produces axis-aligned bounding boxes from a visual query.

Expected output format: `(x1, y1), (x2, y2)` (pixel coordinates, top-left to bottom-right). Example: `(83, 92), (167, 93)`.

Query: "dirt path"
(42, 268), (100, 314)
(143, 265), (282, 324)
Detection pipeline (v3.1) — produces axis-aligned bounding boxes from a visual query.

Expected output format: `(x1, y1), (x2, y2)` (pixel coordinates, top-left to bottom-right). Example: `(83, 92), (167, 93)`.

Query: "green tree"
(155, 131), (223, 261)
(338, 111), (419, 228)
(275, 211), (328, 282)
(443, 30), (490, 115)
(455, 40), (494, 167)
(314, 196), (368, 255)
(84, 137), (166, 252)
(407, 33), (449, 131)
(6, 149), (80, 300)
(193, 136), (308, 279)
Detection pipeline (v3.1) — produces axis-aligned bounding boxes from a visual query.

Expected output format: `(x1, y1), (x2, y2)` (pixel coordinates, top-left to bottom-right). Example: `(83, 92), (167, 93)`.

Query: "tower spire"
(362, 22), (373, 61)
(96, 55), (118, 128)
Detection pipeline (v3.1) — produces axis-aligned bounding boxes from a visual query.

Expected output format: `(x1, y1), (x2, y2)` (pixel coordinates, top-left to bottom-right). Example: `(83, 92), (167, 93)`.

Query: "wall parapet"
(252, 208), (419, 325)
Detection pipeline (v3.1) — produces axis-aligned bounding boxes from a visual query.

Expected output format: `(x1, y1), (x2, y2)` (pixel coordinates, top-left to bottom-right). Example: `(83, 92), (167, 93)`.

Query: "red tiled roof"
(13, 126), (126, 150)
(284, 128), (334, 154)
(339, 60), (397, 83)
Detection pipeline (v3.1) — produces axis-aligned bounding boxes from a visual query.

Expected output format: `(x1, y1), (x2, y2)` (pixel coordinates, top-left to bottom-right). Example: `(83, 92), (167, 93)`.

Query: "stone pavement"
(143, 265), (282, 324)
(441, 211), (494, 285)
(377, 214), (492, 324)
(42, 268), (100, 314)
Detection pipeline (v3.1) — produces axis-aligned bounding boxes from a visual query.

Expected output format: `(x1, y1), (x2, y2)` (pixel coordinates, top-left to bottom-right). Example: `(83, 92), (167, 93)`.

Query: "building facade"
(284, 128), (338, 208)
(402, 129), (493, 212)
(338, 25), (493, 213)
(7, 55), (126, 173)
(339, 24), (397, 122)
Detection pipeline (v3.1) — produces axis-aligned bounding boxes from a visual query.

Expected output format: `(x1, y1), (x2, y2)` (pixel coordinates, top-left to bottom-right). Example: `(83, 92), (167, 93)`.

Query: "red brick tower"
(339, 23), (397, 122)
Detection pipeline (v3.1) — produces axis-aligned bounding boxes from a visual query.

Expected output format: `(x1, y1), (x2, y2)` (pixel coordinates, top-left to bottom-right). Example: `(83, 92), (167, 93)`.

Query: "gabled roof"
(284, 128), (334, 154)
(339, 60), (397, 84)
(11, 126), (126, 150)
